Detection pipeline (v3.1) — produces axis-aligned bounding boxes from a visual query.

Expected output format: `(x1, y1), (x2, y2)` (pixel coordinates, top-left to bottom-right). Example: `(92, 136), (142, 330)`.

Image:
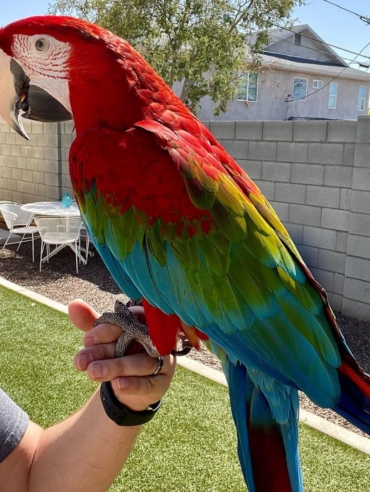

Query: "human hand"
(68, 299), (176, 412)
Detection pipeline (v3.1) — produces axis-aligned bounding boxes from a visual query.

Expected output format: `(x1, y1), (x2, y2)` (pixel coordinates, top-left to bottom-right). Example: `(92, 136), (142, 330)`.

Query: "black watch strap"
(100, 381), (161, 426)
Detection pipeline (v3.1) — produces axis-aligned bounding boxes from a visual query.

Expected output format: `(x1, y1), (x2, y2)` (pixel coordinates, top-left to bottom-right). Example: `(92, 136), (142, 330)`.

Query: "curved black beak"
(0, 49), (72, 140)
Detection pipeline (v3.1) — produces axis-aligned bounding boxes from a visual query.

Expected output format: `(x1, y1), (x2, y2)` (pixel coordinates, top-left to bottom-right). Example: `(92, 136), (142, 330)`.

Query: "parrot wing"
(70, 121), (343, 408)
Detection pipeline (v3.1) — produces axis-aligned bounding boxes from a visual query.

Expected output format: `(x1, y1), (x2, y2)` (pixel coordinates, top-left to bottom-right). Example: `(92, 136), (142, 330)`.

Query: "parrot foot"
(172, 333), (193, 356)
(94, 300), (160, 358)
(93, 300), (193, 358)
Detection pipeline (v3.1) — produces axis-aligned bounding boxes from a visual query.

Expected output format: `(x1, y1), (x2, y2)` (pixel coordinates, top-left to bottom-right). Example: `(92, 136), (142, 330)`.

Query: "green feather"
(217, 178), (246, 216)
(228, 251), (276, 319)
(158, 218), (177, 242)
(84, 191), (106, 243)
(233, 246), (286, 297)
(117, 205), (135, 235)
(169, 238), (193, 269)
(211, 201), (248, 243)
(133, 206), (150, 228)
(277, 266), (322, 315)
(105, 218), (128, 259)
(196, 236), (230, 276)
(145, 221), (167, 266)
(184, 177), (216, 209)
(243, 225), (281, 267)
(211, 230), (232, 255)
(277, 293), (340, 367)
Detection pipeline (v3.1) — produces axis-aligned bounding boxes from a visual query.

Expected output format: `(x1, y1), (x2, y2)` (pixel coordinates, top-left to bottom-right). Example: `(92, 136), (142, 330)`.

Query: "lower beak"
(0, 49), (29, 139)
(0, 49), (72, 140)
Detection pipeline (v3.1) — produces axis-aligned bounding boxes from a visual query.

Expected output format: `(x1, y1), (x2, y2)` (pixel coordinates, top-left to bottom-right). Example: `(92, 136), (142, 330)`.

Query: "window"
(294, 33), (302, 46)
(313, 79), (323, 89)
(358, 86), (367, 111)
(328, 81), (338, 109)
(293, 78), (307, 100)
(237, 72), (258, 102)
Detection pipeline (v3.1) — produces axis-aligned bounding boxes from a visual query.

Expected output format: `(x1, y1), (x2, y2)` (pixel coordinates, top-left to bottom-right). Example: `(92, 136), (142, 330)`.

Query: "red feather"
(142, 298), (182, 355)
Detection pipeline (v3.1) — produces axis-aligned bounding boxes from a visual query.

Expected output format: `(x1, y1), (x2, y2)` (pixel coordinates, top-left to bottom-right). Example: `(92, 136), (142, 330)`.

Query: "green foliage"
(50, 0), (302, 115)
(1, 285), (370, 491)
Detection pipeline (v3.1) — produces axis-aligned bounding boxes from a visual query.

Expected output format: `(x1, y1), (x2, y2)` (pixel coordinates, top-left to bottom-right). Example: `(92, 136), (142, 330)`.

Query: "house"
(197, 25), (370, 121)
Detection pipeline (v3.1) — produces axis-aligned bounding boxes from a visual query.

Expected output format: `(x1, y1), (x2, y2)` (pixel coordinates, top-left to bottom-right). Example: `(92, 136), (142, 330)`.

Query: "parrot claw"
(93, 300), (161, 358)
(94, 299), (193, 358)
(171, 334), (193, 356)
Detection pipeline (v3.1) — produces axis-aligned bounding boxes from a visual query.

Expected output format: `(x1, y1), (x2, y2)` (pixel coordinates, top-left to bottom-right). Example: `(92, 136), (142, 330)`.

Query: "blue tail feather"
(224, 359), (303, 492)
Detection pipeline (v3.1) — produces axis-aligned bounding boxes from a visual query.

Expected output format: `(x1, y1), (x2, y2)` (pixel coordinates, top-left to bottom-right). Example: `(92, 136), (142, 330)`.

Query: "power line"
(266, 32), (367, 66)
(271, 23), (370, 62)
(290, 39), (370, 103)
(323, 0), (370, 24)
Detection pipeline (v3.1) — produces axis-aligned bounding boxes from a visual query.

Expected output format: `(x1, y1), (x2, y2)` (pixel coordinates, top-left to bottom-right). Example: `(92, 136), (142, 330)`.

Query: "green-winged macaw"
(0, 16), (370, 492)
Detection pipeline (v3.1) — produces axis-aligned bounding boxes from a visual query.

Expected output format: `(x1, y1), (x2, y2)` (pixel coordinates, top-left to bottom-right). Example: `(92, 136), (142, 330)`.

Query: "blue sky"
(1, 0), (370, 69)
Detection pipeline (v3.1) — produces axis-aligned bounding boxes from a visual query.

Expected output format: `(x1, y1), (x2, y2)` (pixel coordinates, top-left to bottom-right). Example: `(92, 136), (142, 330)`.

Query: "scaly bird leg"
(94, 300), (161, 358)
(93, 300), (193, 358)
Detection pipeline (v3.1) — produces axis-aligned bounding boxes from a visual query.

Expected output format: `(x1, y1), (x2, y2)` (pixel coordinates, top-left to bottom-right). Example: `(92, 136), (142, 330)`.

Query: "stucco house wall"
(196, 25), (370, 122)
(197, 69), (370, 122)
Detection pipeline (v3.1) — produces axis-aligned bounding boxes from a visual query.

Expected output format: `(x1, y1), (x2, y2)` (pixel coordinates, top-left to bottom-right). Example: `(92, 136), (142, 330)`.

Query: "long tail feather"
(335, 359), (370, 434)
(224, 359), (303, 492)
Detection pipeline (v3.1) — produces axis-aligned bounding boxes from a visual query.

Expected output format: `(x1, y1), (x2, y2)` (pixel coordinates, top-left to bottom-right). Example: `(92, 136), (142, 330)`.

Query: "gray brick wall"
(211, 116), (370, 320)
(0, 116), (370, 320)
(0, 119), (73, 204)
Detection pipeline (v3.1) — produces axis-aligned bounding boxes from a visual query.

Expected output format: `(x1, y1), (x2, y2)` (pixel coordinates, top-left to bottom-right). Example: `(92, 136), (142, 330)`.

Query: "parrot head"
(0, 16), (169, 138)
(0, 16), (79, 138)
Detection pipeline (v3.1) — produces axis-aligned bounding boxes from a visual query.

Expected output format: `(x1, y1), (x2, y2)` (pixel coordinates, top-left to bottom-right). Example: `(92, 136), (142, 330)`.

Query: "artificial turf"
(0, 284), (369, 491)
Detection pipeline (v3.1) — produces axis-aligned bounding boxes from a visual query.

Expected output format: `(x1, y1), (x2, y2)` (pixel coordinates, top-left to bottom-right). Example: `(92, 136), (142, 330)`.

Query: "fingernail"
(117, 377), (128, 389)
(76, 353), (92, 370)
(90, 363), (107, 379)
(84, 335), (98, 347)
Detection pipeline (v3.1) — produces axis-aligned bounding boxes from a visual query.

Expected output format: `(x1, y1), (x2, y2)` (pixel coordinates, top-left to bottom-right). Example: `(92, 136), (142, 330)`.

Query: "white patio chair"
(35, 216), (83, 273)
(0, 203), (39, 262)
(79, 224), (91, 263)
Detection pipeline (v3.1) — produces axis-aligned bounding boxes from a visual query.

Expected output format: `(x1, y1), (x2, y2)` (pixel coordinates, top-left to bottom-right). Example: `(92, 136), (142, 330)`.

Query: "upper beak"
(0, 49), (29, 139)
(0, 49), (72, 141)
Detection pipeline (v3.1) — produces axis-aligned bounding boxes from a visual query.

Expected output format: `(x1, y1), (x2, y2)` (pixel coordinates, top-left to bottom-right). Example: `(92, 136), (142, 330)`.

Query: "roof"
(260, 53), (370, 82)
(264, 24), (347, 68)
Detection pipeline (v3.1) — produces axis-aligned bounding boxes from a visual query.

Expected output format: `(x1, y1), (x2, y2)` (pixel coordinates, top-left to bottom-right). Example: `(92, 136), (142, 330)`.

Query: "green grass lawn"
(0, 284), (369, 491)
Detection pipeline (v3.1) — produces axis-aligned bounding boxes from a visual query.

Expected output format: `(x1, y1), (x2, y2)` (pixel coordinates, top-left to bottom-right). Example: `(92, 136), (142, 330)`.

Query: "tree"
(50, 0), (303, 115)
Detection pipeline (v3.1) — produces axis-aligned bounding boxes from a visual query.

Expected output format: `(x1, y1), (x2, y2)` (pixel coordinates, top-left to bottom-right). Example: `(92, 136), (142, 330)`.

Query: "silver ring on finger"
(151, 356), (164, 376)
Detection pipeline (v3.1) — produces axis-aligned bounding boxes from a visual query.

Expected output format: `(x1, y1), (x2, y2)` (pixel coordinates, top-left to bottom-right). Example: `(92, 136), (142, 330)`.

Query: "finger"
(82, 322), (124, 347)
(112, 374), (165, 395)
(74, 342), (117, 371)
(80, 306), (143, 347)
(68, 299), (99, 333)
(85, 353), (173, 382)
(110, 374), (172, 412)
(110, 355), (176, 411)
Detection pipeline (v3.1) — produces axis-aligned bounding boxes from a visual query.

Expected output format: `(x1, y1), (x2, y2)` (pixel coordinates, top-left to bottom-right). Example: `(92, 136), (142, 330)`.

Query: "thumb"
(68, 299), (100, 333)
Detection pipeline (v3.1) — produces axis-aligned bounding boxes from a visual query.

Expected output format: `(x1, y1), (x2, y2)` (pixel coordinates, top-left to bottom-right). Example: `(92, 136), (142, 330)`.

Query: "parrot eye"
(35, 38), (48, 51)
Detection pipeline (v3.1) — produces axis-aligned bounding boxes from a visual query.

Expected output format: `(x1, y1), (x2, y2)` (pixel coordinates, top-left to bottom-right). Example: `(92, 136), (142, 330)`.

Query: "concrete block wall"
(0, 116), (369, 319)
(0, 119), (73, 204)
(206, 117), (370, 319)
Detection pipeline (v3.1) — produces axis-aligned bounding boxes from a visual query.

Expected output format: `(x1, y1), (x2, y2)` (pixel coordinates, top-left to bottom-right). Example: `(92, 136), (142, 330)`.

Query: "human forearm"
(28, 388), (141, 492)
(0, 300), (176, 492)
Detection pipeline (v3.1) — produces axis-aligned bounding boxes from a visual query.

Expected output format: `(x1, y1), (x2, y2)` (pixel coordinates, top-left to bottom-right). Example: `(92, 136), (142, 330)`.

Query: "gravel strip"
(1, 238), (370, 439)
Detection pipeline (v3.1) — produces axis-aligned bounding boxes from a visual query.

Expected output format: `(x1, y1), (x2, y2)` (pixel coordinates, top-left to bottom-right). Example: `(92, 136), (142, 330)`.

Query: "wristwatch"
(100, 381), (162, 426)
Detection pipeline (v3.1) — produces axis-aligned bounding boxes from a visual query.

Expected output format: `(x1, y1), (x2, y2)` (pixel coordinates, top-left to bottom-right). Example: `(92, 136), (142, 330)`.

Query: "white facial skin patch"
(12, 33), (72, 114)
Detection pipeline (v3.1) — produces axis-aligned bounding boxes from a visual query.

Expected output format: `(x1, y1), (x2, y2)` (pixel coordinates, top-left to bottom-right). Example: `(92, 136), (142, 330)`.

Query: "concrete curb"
(0, 276), (68, 314)
(1, 275), (370, 455)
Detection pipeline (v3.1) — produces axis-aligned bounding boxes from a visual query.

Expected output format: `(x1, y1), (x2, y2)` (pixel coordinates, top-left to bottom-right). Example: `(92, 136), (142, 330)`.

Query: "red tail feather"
(249, 425), (293, 492)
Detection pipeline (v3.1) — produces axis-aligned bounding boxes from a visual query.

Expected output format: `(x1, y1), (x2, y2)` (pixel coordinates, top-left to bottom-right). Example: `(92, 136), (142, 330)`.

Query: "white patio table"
(22, 200), (81, 218)
(21, 201), (87, 265)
